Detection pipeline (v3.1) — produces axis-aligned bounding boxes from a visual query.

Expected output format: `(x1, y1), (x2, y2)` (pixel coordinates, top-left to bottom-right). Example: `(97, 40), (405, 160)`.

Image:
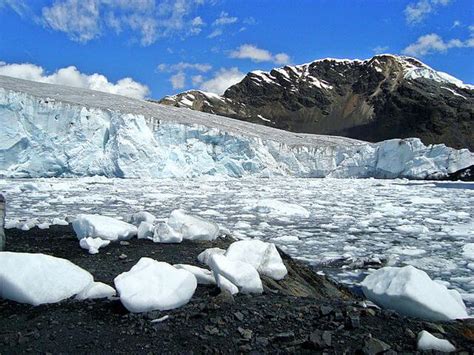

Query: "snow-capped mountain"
(0, 74), (472, 179)
(158, 54), (474, 150)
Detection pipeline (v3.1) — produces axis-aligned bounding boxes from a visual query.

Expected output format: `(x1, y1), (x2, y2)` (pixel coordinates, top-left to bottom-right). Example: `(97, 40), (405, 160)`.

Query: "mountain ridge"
(157, 54), (474, 150)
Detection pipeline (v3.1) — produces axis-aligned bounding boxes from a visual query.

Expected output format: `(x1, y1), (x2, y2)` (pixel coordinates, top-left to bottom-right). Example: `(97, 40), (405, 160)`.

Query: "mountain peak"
(158, 54), (473, 150)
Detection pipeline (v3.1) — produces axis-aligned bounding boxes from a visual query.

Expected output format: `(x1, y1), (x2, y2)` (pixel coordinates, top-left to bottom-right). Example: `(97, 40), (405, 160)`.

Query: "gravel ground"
(0, 226), (473, 354)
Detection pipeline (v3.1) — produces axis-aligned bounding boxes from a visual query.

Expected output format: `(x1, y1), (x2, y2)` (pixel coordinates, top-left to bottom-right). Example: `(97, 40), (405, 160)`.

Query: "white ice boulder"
(75, 281), (116, 300)
(215, 273), (239, 295)
(114, 258), (197, 313)
(126, 211), (156, 226)
(79, 237), (111, 254)
(417, 330), (456, 352)
(72, 214), (137, 241)
(208, 254), (263, 294)
(137, 221), (154, 239)
(0, 252), (93, 305)
(253, 199), (310, 218)
(197, 247), (226, 265)
(174, 264), (216, 285)
(153, 222), (183, 243)
(167, 209), (219, 241)
(225, 240), (287, 280)
(360, 265), (469, 321)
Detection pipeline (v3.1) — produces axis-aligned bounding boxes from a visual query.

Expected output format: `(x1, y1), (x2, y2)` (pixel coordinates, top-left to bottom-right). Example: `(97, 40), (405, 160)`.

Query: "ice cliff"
(0, 75), (472, 179)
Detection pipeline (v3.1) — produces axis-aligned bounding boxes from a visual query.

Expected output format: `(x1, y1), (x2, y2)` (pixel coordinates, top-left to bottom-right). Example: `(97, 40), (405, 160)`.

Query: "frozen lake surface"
(1, 177), (473, 312)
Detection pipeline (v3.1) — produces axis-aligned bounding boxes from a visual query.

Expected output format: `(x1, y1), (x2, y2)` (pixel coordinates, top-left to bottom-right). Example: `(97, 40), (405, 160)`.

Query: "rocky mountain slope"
(158, 55), (474, 150)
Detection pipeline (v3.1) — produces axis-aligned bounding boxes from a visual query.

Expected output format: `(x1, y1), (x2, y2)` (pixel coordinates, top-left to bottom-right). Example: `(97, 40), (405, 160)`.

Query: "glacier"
(0, 75), (472, 179)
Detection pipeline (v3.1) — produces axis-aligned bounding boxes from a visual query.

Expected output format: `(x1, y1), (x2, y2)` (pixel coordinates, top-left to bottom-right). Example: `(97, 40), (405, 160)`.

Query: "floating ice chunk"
(137, 221), (154, 239)
(153, 222), (183, 243)
(114, 258), (197, 313)
(72, 214), (138, 241)
(37, 222), (50, 229)
(417, 330), (455, 352)
(167, 209), (219, 241)
(361, 265), (469, 321)
(253, 199), (310, 218)
(174, 264), (216, 285)
(409, 197), (444, 205)
(197, 247), (226, 265)
(52, 217), (69, 226)
(126, 211), (156, 226)
(272, 235), (300, 243)
(208, 254), (263, 294)
(4, 220), (18, 229)
(75, 281), (116, 300)
(388, 246), (426, 256)
(0, 252), (93, 305)
(79, 237), (111, 254)
(395, 225), (429, 235)
(462, 243), (474, 260)
(20, 182), (39, 191)
(225, 240), (288, 280)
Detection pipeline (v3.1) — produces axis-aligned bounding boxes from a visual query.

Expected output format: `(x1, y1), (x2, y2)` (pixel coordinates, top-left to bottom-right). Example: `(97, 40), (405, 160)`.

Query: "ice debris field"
(1, 177), (473, 313)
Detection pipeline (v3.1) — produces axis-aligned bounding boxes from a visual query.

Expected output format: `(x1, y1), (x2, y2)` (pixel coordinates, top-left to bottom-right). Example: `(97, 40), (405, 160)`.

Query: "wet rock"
(234, 311), (244, 321)
(238, 327), (253, 340)
(255, 337), (269, 347)
(307, 330), (332, 349)
(362, 337), (391, 355)
(320, 305), (333, 316)
(213, 290), (234, 305)
(272, 331), (295, 342)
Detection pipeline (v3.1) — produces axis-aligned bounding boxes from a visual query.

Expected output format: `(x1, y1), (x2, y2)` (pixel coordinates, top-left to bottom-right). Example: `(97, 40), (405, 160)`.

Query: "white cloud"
(229, 44), (291, 65)
(0, 61), (149, 99)
(157, 62), (212, 73)
(372, 45), (390, 54)
(274, 53), (291, 65)
(199, 67), (245, 94)
(0, 0), (30, 17)
(42, 0), (101, 43)
(207, 28), (222, 38)
(451, 20), (461, 29)
(402, 33), (474, 56)
(404, 0), (451, 24)
(40, 0), (208, 46)
(191, 74), (204, 86)
(170, 71), (186, 89)
(212, 11), (237, 26)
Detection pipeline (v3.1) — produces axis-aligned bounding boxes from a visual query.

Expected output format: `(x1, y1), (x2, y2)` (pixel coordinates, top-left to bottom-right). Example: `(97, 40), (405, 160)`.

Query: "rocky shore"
(1, 225), (473, 354)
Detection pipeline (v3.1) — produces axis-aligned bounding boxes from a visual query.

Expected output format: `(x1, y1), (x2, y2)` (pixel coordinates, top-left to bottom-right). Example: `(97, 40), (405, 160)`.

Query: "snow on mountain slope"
(159, 54), (474, 151)
(0, 75), (472, 179)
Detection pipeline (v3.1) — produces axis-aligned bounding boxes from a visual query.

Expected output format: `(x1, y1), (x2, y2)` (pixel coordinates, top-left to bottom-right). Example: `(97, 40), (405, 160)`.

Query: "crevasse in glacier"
(0, 75), (472, 179)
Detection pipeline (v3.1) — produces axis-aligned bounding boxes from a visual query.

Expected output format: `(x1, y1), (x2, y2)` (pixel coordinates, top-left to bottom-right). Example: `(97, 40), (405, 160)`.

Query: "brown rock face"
(156, 54), (474, 150)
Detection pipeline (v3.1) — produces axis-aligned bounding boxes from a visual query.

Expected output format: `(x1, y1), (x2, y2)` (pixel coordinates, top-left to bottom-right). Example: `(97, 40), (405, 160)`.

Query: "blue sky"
(0, 0), (472, 99)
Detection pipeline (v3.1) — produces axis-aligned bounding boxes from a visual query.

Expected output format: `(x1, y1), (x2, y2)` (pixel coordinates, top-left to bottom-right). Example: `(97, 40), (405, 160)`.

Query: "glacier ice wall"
(0, 76), (472, 179)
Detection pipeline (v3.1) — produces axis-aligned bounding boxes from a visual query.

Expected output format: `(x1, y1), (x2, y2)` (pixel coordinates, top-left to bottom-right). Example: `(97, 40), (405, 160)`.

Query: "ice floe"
(114, 258), (197, 313)
(174, 264), (216, 285)
(417, 330), (456, 352)
(361, 265), (469, 321)
(75, 281), (116, 300)
(72, 214), (137, 241)
(225, 240), (288, 280)
(0, 252), (93, 305)
(208, 254), (263, 294)
(79, 237), (111, 254)
(197, 247), (226, 265)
